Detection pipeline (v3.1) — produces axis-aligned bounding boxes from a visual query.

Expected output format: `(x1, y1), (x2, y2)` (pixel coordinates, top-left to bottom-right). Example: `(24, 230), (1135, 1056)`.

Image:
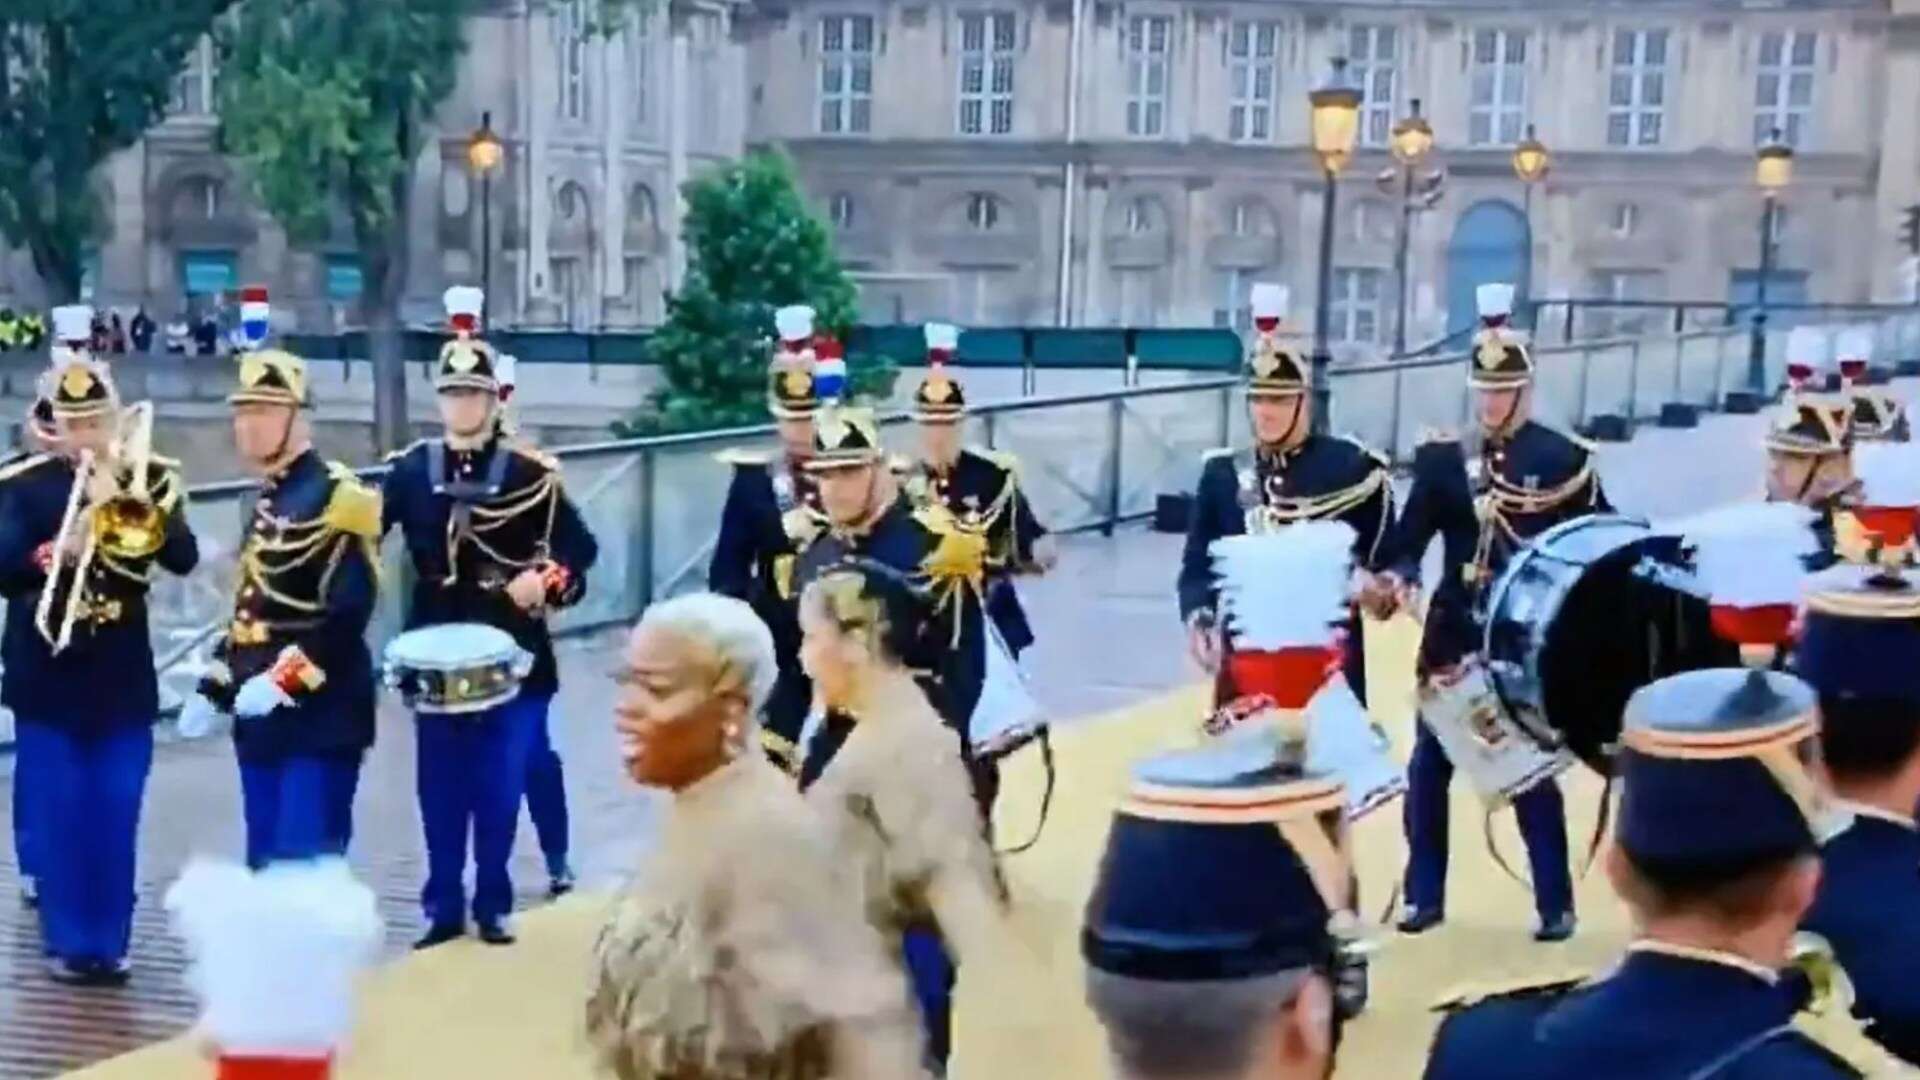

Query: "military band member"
(1764, 359), (1858, 571)
(1835, 328), (1908, 444)
(905, 322), (1055, 661)
(1179, 283), (1395, 706)
(791, 403), (992, 810)
(1423, 667), (1882, 1079)
(383, 286), (599, 948)
(1796, 566), (1920, 1063)
(1381, 283), (1604, 942)
(1083, 740), (1355, 1080)
(193, 332), (382, 873)
(0, 306), (199, 984)
(711, 304), (825, 770)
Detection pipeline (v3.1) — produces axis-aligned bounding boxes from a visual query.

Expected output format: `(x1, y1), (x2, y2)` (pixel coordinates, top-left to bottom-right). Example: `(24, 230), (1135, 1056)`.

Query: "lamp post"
(466, 111), (505, 326)
(1384, 98), (1436, 356)
(1748, 128), (1794, 400)
(1511, 124), (1550, 326)
(1308, 57), (1361, 434)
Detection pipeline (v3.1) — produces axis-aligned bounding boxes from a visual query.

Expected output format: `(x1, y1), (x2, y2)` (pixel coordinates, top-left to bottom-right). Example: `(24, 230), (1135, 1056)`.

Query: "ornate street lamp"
(1510, 124), (1550, 326)
(467, 111), (505, 325)
(1307, 58), (1362, 432)
(1746, 128), (1796, 402)
(1383, 98), (1440, 355)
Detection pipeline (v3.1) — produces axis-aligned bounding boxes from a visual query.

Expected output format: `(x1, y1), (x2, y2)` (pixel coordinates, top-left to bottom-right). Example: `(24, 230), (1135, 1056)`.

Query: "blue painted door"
(1445, 200), (1532, 340)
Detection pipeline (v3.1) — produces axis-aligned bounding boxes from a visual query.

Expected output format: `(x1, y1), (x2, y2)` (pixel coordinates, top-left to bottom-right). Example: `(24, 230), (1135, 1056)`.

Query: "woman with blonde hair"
(588, 592), (926, 1080)
(796, 560), (1009, 1073)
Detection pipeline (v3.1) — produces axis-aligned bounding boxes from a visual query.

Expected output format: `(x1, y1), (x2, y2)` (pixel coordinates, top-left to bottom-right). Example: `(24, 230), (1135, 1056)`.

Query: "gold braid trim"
(450, 469), (563, 575)
(1247, 468), (1386, 533)
(1469, 458), (1599, 585)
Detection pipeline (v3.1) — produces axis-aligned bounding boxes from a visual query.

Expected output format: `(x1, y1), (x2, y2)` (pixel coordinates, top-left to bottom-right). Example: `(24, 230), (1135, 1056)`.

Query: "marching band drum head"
(383, 622), (534, 715)
(1483, 515), (1732, 776)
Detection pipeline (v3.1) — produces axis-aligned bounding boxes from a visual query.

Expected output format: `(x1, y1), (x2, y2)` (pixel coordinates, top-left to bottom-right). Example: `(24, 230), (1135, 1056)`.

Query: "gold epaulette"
(913, 503), (989, 582)
(384, 438), (428, 464)
(322, 464), (382, 538)
(1431, 971), (1588, 1013)
(511, 444), (560, 471)
(714, 447), (773, 468)
(0, 451), (55, 484)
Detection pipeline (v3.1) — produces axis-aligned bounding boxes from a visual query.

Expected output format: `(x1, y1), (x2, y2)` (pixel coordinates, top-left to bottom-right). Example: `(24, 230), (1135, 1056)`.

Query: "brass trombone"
(34, 400), (166, 653)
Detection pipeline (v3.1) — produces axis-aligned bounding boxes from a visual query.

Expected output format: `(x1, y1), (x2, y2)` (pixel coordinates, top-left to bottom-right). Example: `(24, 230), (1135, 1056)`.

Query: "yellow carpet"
(72, 616), (1634, 1079)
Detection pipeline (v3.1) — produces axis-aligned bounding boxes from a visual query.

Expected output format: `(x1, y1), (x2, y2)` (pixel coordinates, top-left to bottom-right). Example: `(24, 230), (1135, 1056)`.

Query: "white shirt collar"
(1626, 940), (1780, 984)
(1834, 798), (1919, 832)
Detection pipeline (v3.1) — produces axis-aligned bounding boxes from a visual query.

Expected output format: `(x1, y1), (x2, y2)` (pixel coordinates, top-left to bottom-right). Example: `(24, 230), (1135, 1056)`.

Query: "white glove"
(233, 673), (294, 719)
(175, 692), (225, 738)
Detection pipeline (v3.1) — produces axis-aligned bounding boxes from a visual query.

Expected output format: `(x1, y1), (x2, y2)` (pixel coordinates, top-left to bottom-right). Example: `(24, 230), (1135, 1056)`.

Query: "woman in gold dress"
(796, 561), (1009, 1073)
(586, 593), (927, 1080)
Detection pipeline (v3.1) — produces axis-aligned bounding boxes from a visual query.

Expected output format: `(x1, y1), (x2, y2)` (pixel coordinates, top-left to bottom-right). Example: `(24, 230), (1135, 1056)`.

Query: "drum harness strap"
(1469, 461), (1598, 587)
(432, 442), (562, 587)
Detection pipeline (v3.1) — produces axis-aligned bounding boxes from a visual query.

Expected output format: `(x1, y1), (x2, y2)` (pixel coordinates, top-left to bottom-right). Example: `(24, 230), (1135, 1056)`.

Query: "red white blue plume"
(51, 305), (92, 349)
(1249, 282), (1286, 333)
(443, 285), (484, 337)
(165, 857), (381, 1067)
(924, 321), (958, 365)
(1210, 521), (1357, 649)
(813, 333), (847, 403)
(1855, 441), (1920, 507)
(1676, 502), (1819, 609)
(238, 286), (271, 352)
(1784, 325), (1829, 391)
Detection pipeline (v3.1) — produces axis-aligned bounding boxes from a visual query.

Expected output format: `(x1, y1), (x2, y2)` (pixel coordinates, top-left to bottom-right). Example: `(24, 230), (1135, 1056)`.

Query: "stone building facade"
(747, 0), (1920, 353)
(0, 0), (746, 332)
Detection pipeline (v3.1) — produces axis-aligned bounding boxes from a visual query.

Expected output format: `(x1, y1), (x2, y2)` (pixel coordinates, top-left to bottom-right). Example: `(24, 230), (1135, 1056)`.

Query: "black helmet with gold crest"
(1244, 283), (1308, 398)
(436, 286), (500, 394)
(768, 305), (822, 420)
(43, 305), (117, 420)
(805, 404), (884, 472)
(229, 349), (310, 409)
(914, 322), (965, 422)
(1467, 329), (1533, 390)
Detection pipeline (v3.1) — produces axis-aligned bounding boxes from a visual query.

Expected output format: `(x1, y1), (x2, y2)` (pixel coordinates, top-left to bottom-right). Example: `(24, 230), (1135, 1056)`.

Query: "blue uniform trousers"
(416, 693), (538, 926)
(902, 925), (955, 1068)
(12, 733), (39, 886)
(1402, 720), (1573, 920)
(16, 718), (152, 964)
(520, 693), (569, 877)
(239, 752), (363, 870)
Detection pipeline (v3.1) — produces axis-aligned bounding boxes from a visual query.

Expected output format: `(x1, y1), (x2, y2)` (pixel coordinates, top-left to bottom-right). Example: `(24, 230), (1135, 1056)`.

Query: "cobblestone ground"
(0, 381), (1906, 1078)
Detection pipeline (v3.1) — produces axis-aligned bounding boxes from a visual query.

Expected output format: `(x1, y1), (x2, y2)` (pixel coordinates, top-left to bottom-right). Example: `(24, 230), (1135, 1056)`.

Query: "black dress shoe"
(1396, 906), (1445, 934)
(547, 867), (575, 899)
(93, 958), (131, 987)
(1534, 912), (1577, 943)
(476, 920), (516, 946)
(46, 958), (94, 985)
(413, 922), (465, 950)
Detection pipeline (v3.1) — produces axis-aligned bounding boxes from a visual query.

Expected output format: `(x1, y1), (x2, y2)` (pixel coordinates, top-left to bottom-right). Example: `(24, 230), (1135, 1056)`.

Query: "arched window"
(1125, 196), (1156, 234)
(556, 181), (588, 224)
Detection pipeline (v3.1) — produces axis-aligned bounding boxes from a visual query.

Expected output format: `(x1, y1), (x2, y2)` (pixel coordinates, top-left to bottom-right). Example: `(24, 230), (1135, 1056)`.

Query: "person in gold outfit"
(589, 592), (927, 1080)
(796, 560), (1008, 1075)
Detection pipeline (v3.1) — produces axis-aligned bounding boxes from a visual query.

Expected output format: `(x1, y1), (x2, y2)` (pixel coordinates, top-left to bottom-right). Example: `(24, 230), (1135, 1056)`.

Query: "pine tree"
(623, 150), (893, 435)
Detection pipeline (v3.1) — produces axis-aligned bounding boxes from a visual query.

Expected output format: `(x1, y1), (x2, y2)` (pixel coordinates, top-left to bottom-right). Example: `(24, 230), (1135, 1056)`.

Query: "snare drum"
(384, 623), (534, 715)
(1418, 658), (1573, 800)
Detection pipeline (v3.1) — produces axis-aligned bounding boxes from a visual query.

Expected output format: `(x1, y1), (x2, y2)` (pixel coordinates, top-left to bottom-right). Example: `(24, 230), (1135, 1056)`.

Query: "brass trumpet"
(35, 401), (165, 653)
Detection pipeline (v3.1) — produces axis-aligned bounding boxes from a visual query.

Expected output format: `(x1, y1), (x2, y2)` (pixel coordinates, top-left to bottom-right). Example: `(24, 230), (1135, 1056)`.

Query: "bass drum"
(1483, 514), (1732, 775)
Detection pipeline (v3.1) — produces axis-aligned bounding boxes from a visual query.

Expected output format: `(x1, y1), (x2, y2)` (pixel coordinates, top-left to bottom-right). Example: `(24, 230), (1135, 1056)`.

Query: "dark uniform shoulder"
(715, 446), (774, 469)
(1517, 420), (1597, 466)
(961, 445), (1019, 478)
(383, 438), (432, 468)
(1310, 432), (1390, 479)
(508, 442), (560, 473)
(1426, 975), (1583, 1080)
(0, 451), (57, 484)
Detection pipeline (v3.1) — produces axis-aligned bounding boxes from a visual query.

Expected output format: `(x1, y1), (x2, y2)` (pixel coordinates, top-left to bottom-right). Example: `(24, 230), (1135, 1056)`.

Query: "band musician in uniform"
(383, 286), (599, 948)
(1768, 329), (1861, 570)
(1796, 566), (1920, 1063)
(184, 305), (383, 875)
(902, 321), (1056, 661)
(710, 303), (826, 771)
(1423, 667), (1889, 1079)
(1178, 282), (1396, 707)
(1379, 283), (1606, 942)
(0, 307), (198, 984)
(1834, 327), (1908, 444)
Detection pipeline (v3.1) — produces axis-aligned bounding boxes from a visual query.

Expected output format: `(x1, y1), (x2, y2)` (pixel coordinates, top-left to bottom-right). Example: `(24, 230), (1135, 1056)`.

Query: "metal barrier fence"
(5, 308), (1918, 745)
(1330, 309), (1920, 462)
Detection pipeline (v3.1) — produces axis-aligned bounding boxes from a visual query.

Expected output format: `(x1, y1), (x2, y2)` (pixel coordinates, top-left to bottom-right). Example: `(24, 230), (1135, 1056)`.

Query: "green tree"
(624, 151), (891, 436)
(0, 2), (234, 301)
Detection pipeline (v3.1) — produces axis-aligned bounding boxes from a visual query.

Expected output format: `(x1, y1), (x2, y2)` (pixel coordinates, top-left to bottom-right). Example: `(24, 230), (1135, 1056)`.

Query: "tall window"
(1755, 30), (1816, 147)
(1226, 21), (1278, 143)
(1213, 268), (1256, 331)
(1126, 16), (1171, 138)
(555, 0), (591, 124)
(966, 192), (1001, 232)
(829, 192), (856, 230)
(1330, 268), (1383, 344)
(1468, 29), (1527, 146)
(626, 11), (653, 132)
(958, 12), (1016, 136)
(1348, 24), (1398, 147)
(1608, 28), (1668, 147)
(171, 36), (217, 116)
(819, 15), (876, 134)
